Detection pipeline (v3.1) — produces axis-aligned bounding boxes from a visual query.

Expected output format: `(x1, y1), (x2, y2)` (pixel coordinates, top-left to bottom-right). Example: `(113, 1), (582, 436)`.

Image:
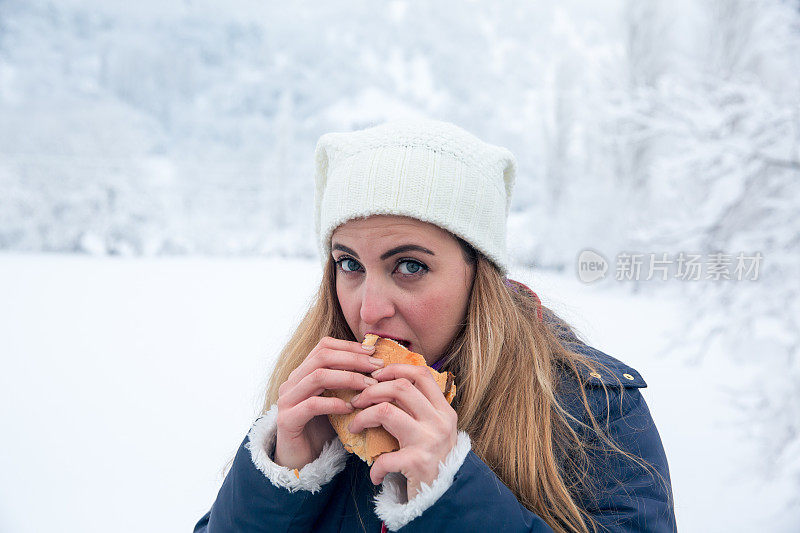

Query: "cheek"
(406, 284), (467, 334)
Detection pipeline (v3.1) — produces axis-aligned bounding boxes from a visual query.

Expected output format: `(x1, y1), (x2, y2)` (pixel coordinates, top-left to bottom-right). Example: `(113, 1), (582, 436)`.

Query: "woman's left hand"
(347, 363), (458, 500)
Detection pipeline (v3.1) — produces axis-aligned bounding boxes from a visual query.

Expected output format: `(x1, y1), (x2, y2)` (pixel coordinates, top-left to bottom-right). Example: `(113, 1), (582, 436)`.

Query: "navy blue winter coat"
(193, 335), (676, 532)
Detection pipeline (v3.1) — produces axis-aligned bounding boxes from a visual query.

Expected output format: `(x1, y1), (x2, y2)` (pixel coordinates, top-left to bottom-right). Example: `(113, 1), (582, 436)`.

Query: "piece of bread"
(322, 334), (456, 465)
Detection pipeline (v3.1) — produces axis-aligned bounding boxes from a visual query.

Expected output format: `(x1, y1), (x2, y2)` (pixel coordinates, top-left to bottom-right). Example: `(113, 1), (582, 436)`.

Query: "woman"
(194, 119), (676, 532)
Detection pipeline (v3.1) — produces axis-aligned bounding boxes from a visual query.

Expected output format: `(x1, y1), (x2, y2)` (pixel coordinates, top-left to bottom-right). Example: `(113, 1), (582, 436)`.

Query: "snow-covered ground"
(0, 253), (795, 532)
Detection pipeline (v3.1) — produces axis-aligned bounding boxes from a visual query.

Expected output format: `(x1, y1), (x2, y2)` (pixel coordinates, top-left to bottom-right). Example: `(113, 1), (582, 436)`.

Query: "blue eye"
(337, 257), (362, 273)
(397, 259), (426, 275)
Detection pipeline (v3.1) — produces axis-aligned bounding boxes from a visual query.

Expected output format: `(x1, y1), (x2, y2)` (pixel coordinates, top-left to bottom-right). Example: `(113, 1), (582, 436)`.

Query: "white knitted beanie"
(313, 119), (517, 275)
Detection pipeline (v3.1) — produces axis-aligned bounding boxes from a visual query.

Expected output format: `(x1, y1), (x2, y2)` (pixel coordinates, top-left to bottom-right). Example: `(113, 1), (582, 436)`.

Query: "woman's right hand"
(273, 336), (385, 470)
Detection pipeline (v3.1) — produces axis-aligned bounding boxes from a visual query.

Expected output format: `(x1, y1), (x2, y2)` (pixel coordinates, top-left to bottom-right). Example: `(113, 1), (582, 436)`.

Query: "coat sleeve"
(372, 386), (675, 532)
(193, 404), (350, 533)
(372, 431), (555, 532)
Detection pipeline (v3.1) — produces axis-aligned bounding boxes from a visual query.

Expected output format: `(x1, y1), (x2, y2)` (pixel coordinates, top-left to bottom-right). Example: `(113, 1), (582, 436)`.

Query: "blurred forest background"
(1, 0), (799, 527)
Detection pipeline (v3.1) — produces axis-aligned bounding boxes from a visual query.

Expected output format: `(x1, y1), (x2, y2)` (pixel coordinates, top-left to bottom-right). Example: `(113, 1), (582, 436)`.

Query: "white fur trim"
(244, 404), (349, 494)
(373, 431), (472, 531)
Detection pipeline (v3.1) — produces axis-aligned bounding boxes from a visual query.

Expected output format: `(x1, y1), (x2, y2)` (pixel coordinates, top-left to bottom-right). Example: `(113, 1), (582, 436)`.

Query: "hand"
(347, 363), (458, 500)
(274, 336), (385, 470)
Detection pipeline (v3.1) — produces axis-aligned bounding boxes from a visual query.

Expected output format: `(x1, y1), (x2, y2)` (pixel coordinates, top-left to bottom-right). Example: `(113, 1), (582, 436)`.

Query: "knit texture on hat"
(314, 119), (517, 274)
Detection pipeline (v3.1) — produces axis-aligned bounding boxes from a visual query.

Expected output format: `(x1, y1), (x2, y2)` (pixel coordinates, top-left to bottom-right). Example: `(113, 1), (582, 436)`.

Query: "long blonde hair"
(254, 248), (656, 532)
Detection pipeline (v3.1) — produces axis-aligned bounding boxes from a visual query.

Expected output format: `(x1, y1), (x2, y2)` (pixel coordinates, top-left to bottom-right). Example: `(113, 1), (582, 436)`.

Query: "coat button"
(590, 372), (601, 379)
(623, 373), (634, 380)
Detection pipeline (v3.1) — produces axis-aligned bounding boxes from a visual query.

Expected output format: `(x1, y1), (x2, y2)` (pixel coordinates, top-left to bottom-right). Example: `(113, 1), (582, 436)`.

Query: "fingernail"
(364, 376), (378, 386)
(362, 344), (375, 352)
(350, 393), (361, 404)
(369, 357), (384, 366)
(371, 368), (383, 377)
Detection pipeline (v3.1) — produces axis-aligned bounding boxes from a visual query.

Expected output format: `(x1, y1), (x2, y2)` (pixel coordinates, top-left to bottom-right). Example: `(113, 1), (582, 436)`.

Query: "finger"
(370, 364), (449, 410)
(347, 401), (417, 440)
(369, 448), (430, 486)
(278, 395), (354, 437)
(287, 344), (382, 387)
(280, 367), (378, 408)
(349, 377), (434, 421)
(309, 347), (384, 373)
(318, 335), (378, 354)
(307, 337), (380, 368)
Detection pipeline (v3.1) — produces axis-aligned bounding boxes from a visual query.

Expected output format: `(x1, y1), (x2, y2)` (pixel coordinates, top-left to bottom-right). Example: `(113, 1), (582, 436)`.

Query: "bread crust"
(322, 334), (457, 465)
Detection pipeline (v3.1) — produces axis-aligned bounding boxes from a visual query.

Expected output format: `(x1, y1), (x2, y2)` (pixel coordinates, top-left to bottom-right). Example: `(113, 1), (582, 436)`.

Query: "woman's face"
(330, 215), (475, 364)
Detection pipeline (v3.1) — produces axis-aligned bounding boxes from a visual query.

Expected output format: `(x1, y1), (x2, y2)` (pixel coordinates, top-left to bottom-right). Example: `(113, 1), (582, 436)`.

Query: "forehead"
(331, 215), (451, 244)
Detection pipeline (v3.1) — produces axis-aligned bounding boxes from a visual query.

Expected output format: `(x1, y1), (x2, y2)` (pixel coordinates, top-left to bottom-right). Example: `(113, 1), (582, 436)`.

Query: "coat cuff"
(244, 404), (349, 494)
(373, 431), (472, 531)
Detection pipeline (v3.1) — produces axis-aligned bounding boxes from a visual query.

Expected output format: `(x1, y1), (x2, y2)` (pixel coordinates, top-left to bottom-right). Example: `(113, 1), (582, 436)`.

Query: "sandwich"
(322, 334), (456, 465)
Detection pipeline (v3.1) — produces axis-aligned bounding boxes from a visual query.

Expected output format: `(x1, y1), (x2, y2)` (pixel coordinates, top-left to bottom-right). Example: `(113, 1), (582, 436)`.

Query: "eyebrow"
(331, 243), (436, 261)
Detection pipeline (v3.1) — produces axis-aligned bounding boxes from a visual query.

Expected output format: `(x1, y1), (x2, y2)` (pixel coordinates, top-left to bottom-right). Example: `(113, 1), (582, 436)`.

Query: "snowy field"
(0, 252), (796, 532)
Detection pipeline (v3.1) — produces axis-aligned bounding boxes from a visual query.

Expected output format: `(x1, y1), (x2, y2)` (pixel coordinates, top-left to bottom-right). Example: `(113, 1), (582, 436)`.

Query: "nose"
(359, 274), (396, 325)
